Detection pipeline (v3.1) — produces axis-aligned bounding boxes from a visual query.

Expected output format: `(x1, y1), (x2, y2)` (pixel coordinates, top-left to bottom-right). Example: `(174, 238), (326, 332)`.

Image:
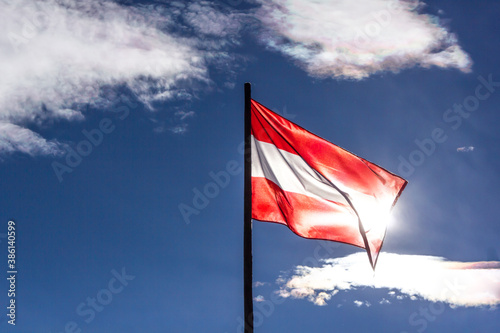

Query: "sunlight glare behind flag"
(250, 99), (407, 269)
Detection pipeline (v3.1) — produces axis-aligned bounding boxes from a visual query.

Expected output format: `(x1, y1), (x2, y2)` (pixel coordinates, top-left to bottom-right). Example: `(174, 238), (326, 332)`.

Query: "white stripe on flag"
(251, 135), (349, 205)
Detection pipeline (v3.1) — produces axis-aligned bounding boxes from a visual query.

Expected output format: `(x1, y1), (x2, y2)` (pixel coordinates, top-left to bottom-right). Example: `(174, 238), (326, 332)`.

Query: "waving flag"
(251, 99), (407, 268)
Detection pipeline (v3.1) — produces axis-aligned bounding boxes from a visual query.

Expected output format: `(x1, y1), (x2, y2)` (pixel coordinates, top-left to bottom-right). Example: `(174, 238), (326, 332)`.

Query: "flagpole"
(244, 82), (254, 333)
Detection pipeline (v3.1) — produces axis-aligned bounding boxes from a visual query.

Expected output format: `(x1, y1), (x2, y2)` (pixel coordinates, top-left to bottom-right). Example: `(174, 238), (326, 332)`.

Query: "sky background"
(0, 0), (499, 332)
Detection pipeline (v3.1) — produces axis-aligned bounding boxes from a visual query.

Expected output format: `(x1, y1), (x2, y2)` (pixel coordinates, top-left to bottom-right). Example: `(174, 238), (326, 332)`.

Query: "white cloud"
(254, 295), (265, 302)
(354, 300), (371, 307)
(457, 146), (475, 153)
(0, 0), (241, 155)
(253, 281), (269, 287)
(277, 252), (500, 308)
(256, 0), (471, 79)
(313, 292), (332, 306)
(0, 122), (63, 157)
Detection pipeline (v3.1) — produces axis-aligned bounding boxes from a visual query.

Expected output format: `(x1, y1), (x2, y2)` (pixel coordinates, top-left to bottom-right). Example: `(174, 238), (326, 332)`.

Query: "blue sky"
(0, 0), (499, 332)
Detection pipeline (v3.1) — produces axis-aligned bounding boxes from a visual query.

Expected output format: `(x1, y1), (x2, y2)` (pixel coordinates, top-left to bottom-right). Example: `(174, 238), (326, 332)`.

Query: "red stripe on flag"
(252, 177), (365, 247)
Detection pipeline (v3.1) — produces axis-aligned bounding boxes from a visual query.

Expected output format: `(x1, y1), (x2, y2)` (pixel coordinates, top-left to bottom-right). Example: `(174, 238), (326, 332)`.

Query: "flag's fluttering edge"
(250, 100), (407, 269)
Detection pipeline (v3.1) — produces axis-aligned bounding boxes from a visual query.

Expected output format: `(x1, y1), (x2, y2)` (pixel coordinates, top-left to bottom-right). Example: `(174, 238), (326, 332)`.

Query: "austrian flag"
(250, 99), (407, 268)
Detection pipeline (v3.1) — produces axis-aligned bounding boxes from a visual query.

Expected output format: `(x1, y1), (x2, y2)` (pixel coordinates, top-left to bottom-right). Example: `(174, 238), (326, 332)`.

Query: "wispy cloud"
(184, 1), (242, 38)
(169, 123), (189, 135)
(457, 146), (475, 153)
(277, 252), (500, 307)
(0, 0), (241, 155)
(175, 110), (195, 121)
(256, 0), (471, 79)
(379, 298), (391, 304)
(0, 122), (63, 157)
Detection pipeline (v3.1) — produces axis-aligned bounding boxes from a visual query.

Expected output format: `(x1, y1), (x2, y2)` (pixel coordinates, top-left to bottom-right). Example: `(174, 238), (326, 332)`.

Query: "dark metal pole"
(243, 82), (254, 333)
